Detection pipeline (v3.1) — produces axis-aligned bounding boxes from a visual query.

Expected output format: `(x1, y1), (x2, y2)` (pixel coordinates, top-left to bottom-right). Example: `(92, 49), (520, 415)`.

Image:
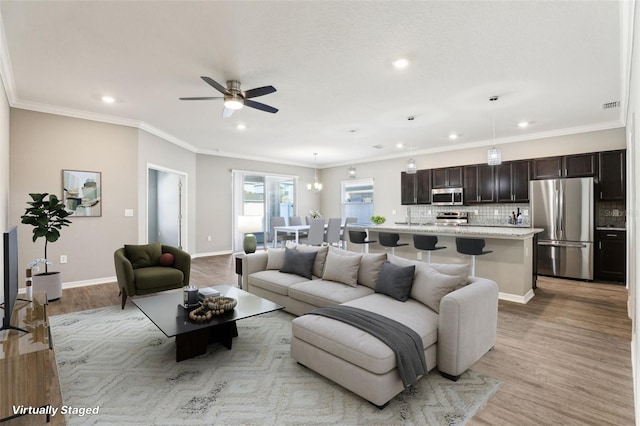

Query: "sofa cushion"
(375, 261), (415, 302)
(266, 248), (285, 270)
(322, 250), (361, 287)
(292, 293), (437, 375)
(358, 252), (387, 289)
(134, 266), (183, 290)
(288, 280), (374, 307)
(281, 247), (317, 279)
(125, 242), (162, 269)
(411, 263), (461, 312)
(387, 254), (470, 289)
(289, 243), (328, 278)
(429, 263), (471, 288)
(248, 270), (310, 296)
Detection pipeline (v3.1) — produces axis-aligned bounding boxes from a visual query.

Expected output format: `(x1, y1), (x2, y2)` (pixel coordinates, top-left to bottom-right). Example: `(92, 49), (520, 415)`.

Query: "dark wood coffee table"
(132, 285), (283, 362)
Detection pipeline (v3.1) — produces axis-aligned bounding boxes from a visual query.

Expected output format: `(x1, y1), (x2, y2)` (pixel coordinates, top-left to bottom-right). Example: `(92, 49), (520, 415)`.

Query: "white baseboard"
(499, 289), (535, 304)
(62, 276), (117, 289)
(191, 250), (233, 258)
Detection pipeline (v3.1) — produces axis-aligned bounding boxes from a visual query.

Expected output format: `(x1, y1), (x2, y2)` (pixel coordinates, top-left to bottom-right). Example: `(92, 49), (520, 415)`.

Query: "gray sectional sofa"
(241, 243), (498, 407)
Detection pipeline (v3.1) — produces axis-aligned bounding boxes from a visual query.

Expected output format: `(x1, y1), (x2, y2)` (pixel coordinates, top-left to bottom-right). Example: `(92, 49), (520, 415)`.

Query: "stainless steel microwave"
(431, 187), (464, 206)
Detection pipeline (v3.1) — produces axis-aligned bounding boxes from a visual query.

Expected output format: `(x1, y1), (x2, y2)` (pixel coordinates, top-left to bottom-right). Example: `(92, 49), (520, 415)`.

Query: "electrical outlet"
(613, 209), (619, 216)
(60, 255), (68, 264)
(427, 210), (432, 215)
(416, 252), (422, 261)
(474, 210), (479, 215)
(392, 209), (396, 215)
(494, 210), (499, 216)
(523, 209), (529, 216)
(207, 236), (212, 242)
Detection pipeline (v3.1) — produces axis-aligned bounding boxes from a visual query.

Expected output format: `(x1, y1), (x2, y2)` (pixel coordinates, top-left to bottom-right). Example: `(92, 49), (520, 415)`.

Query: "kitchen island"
(347, 223), (544, 303)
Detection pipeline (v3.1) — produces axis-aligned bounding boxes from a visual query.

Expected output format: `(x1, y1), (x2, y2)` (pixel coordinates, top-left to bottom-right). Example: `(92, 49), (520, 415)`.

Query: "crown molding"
(0, 11), (16, 104)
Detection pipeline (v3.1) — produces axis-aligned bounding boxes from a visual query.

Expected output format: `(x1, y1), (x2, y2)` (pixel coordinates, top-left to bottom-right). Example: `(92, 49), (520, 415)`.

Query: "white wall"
(0, 69), (8, 231)
(9, 109), (139, 284)
(195, 155), (319, 255)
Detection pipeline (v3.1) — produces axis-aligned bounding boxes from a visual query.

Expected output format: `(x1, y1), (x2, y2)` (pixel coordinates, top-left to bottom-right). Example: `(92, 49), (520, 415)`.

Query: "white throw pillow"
(410, 263), (461, 313)
(322, 250), (361, 287)
(266, 248), (286, 270)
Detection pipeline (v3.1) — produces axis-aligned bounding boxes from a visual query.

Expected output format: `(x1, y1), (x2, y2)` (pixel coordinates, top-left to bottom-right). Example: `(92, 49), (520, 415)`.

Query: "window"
(342, 178), (374, 223)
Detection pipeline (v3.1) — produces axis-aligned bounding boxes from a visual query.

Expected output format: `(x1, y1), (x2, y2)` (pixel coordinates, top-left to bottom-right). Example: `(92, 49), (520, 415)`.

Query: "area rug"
(50, 305), (500, 425)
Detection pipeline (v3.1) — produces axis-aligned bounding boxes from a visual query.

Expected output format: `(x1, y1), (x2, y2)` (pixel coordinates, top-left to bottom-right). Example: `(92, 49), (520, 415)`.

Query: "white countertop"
(349, 223), (544, 240)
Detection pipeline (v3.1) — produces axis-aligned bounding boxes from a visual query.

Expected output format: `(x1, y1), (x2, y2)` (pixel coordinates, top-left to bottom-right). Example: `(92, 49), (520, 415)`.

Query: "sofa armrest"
(162, 245), (192, 285)
(437, 277), (498, 378)
(241, 251), (269, 289)
(114, 248), (136, 297)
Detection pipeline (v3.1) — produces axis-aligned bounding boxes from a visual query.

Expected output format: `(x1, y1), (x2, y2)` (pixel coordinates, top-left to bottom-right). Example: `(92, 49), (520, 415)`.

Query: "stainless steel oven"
(431, 187), (464, 206)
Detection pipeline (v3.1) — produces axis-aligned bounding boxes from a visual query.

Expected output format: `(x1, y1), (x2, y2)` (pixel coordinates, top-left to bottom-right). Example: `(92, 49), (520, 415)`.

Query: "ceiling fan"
(179, 76), (278, 117)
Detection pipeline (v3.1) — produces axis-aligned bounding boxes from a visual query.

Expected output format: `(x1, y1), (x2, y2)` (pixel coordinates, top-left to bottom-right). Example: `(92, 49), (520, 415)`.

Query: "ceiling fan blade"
(243, 85), (276, 99)
(179, 96), (223, 101)
(201, 76), (230, 95)
(222, 107), (234, 118)
(244, 99), (279, 114)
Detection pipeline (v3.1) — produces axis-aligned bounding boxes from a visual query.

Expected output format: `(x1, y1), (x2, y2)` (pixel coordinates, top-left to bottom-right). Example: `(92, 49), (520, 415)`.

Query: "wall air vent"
(602, 101), (620, 110)
(372, 144), (384, 149)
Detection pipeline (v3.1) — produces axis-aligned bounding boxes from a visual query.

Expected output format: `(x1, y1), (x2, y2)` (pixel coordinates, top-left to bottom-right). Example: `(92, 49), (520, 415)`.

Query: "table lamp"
(238, 215), (263, 254)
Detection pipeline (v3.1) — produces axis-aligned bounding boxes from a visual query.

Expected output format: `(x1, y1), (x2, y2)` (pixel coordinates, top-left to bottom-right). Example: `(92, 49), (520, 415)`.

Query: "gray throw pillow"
(375, 261), (415, 302)
(280, 247), (317, 279)
(290, 243), (328, 277)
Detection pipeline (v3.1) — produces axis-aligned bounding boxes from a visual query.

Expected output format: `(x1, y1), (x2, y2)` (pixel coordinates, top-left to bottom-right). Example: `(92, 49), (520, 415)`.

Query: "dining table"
(272, 224), (313, 247)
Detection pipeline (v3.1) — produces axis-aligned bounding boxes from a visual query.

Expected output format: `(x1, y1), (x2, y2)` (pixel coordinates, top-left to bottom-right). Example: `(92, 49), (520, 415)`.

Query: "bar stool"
(378, 232), (409, 255)
(455, 237), (493, 277)
(413, 235), (446, 263)
(348, 230), (377, 253)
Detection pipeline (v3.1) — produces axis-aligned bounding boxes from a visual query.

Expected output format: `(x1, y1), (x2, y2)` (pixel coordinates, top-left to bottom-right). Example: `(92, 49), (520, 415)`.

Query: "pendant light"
(487, 96), (502, 166)
(348, 130), (357, 179)
(307, 153), (323, 193)
(406, 116), (417, 174)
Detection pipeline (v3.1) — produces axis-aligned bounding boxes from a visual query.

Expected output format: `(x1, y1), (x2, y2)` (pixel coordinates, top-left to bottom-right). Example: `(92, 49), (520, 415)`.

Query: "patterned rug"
(50, 305), (500, 425)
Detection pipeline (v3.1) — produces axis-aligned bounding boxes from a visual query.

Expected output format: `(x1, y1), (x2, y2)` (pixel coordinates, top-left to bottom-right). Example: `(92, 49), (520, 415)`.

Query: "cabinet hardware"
(599, 242), (602, 250)
(606, 233), (618, 237)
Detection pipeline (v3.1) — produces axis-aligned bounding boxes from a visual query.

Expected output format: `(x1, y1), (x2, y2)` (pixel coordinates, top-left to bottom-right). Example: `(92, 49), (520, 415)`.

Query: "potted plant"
(21, 193), (72, 301)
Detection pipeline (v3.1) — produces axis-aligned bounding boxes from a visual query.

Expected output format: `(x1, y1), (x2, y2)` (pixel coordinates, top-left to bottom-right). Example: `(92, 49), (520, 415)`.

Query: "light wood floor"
(10, 255), (634, 425)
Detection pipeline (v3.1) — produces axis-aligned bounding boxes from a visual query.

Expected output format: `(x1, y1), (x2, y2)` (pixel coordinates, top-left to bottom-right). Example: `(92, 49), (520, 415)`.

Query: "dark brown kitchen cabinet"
(415, 169), (432, 204)
(496, 160), (530, 203)
(598, 150), (625, 200)
(401, 172), (416, 205)
(432, 167), (463, 188)
(401, 169), (432, 205)
(464, 165), (495, 204)
(595, 230), (626, 283)
(532, 153), (597, 179)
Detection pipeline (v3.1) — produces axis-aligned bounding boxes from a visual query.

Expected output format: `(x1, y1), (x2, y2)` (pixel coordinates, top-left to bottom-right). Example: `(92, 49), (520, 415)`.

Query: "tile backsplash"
(405, 204), (531, 226)
(596, 200), (626, 228)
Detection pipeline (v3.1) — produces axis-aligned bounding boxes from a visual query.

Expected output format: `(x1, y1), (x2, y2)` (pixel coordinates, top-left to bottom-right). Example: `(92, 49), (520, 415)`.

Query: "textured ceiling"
(0, 1), (625, 167)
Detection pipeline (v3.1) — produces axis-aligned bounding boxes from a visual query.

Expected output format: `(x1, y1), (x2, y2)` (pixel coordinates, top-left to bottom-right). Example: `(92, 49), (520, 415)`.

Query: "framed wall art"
(62, 170), (102, 217)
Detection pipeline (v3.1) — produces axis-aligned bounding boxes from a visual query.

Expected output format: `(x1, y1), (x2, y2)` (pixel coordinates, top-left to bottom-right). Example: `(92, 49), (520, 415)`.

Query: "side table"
(234, 253), (244, 289)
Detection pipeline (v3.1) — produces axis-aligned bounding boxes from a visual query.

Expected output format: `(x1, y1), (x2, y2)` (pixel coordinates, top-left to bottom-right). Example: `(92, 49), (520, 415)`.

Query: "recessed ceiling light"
(449, 133), (459, 140)
(396, 143), (404, 149)
(518, 121), (529, 128)
(237, 124), (246, 130)
(101, 95), (115, 104)
(392, 58), (410, 69)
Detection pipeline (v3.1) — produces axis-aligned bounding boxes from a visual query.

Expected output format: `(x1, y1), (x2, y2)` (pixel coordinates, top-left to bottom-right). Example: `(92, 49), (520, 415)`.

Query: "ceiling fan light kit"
(180, 76), (278, 117)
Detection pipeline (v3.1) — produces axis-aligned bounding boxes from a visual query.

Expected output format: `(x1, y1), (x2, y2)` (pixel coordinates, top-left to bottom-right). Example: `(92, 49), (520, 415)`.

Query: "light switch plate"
(124, 209), (134, 217)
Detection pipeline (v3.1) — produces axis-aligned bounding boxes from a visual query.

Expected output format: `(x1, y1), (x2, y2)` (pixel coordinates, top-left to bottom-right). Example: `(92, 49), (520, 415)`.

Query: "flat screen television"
(1, 226), (27, 333)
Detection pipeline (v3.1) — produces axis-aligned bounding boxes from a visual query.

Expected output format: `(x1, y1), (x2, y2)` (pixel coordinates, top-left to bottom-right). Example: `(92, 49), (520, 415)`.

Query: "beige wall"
(0, 77), (8, 231)
(319, 128), (626, 221)
(195, 155), (319, 254)
(137, 130), (197, 252)
(9, 109), (139, 284)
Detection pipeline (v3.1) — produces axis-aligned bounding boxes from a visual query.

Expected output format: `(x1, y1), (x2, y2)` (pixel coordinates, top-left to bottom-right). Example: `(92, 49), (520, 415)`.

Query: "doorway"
(148, 166), (187, 249)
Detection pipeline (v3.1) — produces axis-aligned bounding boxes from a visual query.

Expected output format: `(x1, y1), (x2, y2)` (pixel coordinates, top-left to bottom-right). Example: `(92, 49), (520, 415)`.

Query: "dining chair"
(306, 218), (326, 246)
(289, 216), (304, 226)
(324, 217), (342, 247)
(270, 216), (295, 247)
(340, 217), (358, 249)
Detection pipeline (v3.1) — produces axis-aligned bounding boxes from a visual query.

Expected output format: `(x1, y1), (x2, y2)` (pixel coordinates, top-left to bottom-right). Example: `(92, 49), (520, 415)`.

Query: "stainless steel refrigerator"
(530, 177), (594, 280)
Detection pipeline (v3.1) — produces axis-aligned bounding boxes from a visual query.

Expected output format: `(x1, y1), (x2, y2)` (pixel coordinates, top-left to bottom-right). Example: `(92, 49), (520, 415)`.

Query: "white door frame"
(146, 163), (188, 251)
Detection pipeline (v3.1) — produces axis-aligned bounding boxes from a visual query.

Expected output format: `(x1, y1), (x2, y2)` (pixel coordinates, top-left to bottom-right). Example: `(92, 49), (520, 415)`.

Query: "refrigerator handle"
(558, 180), (564, 238)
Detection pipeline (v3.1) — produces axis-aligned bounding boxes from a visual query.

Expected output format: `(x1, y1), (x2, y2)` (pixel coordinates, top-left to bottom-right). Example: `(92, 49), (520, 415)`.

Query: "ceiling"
(0, 1), (627, 168)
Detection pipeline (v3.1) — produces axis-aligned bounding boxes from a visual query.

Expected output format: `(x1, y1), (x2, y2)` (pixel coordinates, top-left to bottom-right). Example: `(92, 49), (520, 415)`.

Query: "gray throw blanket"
(308, 305), (427, 388)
